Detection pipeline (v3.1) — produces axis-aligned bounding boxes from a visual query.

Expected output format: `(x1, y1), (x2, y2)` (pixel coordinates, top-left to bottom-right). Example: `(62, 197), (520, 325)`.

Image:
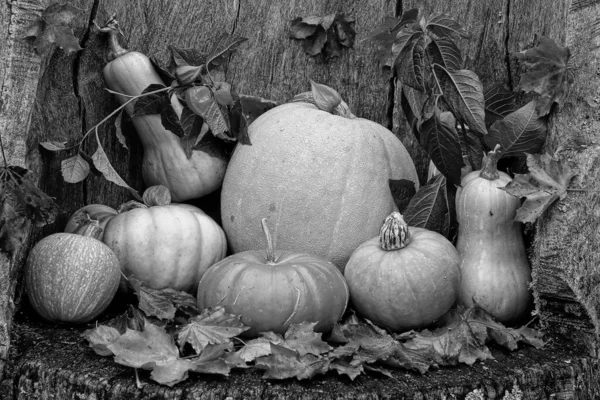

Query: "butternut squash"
(100, 17), (227, 202)
(455, 145), (532, 323)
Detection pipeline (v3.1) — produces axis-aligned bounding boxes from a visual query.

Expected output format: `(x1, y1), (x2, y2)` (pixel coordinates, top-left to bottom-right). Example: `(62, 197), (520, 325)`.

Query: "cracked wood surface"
(2, 0), (600, 394)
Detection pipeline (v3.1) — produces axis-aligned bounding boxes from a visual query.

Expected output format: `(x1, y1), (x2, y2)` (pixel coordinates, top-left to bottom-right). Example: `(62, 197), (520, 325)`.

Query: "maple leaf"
(82, 325), (121, 356)
(23, 3), (84, 55)
(255, 343), (330, 380)
(177, 306), (249, 354)
(188, 343), (247, 376)
(500, 153), (576, 223)
(329, 359), (364, 381)
(271, 322), (333, 356)
(236, 337), (273, 362)
(0, 166), (58, 255)
(130, 278), (198, 320)
(514, 36), (573, 116)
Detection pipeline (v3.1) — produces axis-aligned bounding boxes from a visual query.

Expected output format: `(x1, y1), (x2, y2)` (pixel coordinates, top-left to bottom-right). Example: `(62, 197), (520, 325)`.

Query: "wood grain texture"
(0, 0), (49, 381)
(2, 315), (600, 399)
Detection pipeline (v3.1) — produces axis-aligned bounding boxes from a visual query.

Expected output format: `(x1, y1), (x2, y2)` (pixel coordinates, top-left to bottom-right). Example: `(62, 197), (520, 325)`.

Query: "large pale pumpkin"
(221, 90), (419, 269)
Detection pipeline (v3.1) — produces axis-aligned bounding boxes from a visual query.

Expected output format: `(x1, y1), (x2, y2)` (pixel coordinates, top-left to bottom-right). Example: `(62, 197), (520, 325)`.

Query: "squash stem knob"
(73, 217), (104, 240)
(96, 14), (130, 61)
(379, 211), (411, 251)
(261, 218), (277, 264)
(479, 144), (502, 181)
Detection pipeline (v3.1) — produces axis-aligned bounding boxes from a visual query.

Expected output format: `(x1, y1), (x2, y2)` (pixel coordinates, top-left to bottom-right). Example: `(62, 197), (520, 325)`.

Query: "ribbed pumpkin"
(455, 145), (532, 323)
(64, 204), (118, 240)
(25, 222), (121, 323)
(344, 212), (461, 332)
(197, 218), (349, 337)
(100, 17), (227, 201)
(102, 196), (227, 293)
(221, 84), (419, 269)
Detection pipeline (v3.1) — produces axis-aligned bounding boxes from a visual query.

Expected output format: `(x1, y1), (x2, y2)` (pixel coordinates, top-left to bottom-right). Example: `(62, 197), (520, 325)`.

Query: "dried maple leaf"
(500, 153), (576, 223)
(130, 278), (198, 320)
(290, 13), (356, 61)
(23, 3), (83, 55)
(255, 343), (330, 380)
(514, 36), (574, 116)
(177, 306), (248, 354)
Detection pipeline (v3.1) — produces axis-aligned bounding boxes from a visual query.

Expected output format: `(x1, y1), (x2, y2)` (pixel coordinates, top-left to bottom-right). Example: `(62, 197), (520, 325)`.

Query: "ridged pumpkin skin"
(103, 50), (227, 202)
(344, 213), (461, 332)
(221, 102), (419, 269)
(197, 250), (349, 337)
(103, 205), (226, 293)
(64, 204), (118, 239)
(25, 233), (120, 323)
(455, 152), (532, 323)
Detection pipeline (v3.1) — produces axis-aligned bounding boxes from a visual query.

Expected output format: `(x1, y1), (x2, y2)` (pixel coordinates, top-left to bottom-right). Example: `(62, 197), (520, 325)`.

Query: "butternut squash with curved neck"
(101, 18), (227, 202)
(455, 146), (532, 324)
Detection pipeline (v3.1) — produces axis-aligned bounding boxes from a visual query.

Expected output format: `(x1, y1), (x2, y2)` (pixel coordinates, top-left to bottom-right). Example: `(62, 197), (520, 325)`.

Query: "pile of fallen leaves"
(82, 278), (544, 387)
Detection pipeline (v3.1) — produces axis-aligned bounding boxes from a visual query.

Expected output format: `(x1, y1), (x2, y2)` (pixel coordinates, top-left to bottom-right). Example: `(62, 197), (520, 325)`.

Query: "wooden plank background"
(2, 0), (600, 384)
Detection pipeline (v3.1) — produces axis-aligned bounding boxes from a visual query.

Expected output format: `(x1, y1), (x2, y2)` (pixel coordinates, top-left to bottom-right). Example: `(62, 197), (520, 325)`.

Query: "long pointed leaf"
(484, 84), (517, 127)
(206, 33), (248, 71)
(395, 32), (427, 91)
(428, 37), (462, 71)
(425, 13), (470, 38)
(403, 174), (449, 235)
(420, 113), (463, 186)
(92, 139), (141, 200)
(438, 67), (487, 135)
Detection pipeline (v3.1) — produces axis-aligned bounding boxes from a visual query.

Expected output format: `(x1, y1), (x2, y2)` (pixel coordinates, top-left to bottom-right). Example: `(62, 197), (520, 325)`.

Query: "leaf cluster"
(290, 13), (356, 60)
(83, 280), (544, 387)
(367, 8), (575, 227)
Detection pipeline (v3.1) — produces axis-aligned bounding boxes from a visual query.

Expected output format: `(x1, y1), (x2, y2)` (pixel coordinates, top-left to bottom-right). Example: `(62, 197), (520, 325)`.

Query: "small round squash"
(25, 222), (121, 323)
(64, 204), (118, 240)
(344, 212), (461, 332)
(197, 219), (349, 337)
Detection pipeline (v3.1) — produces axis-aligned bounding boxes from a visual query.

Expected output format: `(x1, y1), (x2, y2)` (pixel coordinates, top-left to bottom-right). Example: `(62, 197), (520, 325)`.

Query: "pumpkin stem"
(73, 218), (104, 240)
(142, 185), (172, 207)
(97, 14), (130, 61)
(333, 100), (357, 119)
(379, 212), (411, 251)
(479, 144), (502, 181)
(261, 218), (277, 264)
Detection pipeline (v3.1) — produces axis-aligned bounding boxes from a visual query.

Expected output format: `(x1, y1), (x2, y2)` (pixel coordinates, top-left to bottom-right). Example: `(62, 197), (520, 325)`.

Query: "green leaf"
(484, 84), (517, 128)
(438, 67), (487, 135)
(169, 45), (207, 67)
(403, 174), (452, 236)
(395, 32), (427, 91)
(239, 94), (279, 126)
(206, 33), (248, 71)
(428, 37), (462, 70)
(425, 12), (470, 38)
(364, 13), (417, 69)
(61, 153), (90, 183)
(91, 140), (141, 200)
(186, 86), (231, 141)
(179, 106), (205, 159)
(389, 178), (417, 213)
(400, 85), (426, 139)
(500, 153), (575, 223)
(419, 112), (463, 186)
(310, 81), (342, 113)
(113, 111), (128, 150)
(229, 92), (251, 145)
(513, 36), (573, 115)
(484, 101), (548, 157)
(133, 84), (168, 115)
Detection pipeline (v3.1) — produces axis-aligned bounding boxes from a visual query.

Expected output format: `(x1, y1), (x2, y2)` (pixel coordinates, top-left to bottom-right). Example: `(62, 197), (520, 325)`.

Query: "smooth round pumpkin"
(25, 229), (121, 323)
(103, 204), (226, 293)
(455, 146), (532, 323)
(344, 212), (461, 332)
(221, 98), (419, 270)
(64, 204), (118, 239)
(197, 219), (349, 337)
(100, 18), (227, 201)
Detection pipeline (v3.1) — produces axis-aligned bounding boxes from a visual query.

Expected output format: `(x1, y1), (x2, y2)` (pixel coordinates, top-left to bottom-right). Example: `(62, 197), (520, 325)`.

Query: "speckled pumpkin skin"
(25, 233), (121, 323)
(220, 102), (420, 270)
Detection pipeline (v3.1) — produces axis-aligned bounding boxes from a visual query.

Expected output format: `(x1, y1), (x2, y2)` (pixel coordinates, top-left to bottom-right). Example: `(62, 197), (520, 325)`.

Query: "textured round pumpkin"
(344, 212), (461, 332)
(221, 89), (419, 269)
(25, 225), (121, 323)
(103, 204), (226, 293)
(197, 219), (349, 337)
(64, 204), (118, 239)
(456, 146), (532, 323)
